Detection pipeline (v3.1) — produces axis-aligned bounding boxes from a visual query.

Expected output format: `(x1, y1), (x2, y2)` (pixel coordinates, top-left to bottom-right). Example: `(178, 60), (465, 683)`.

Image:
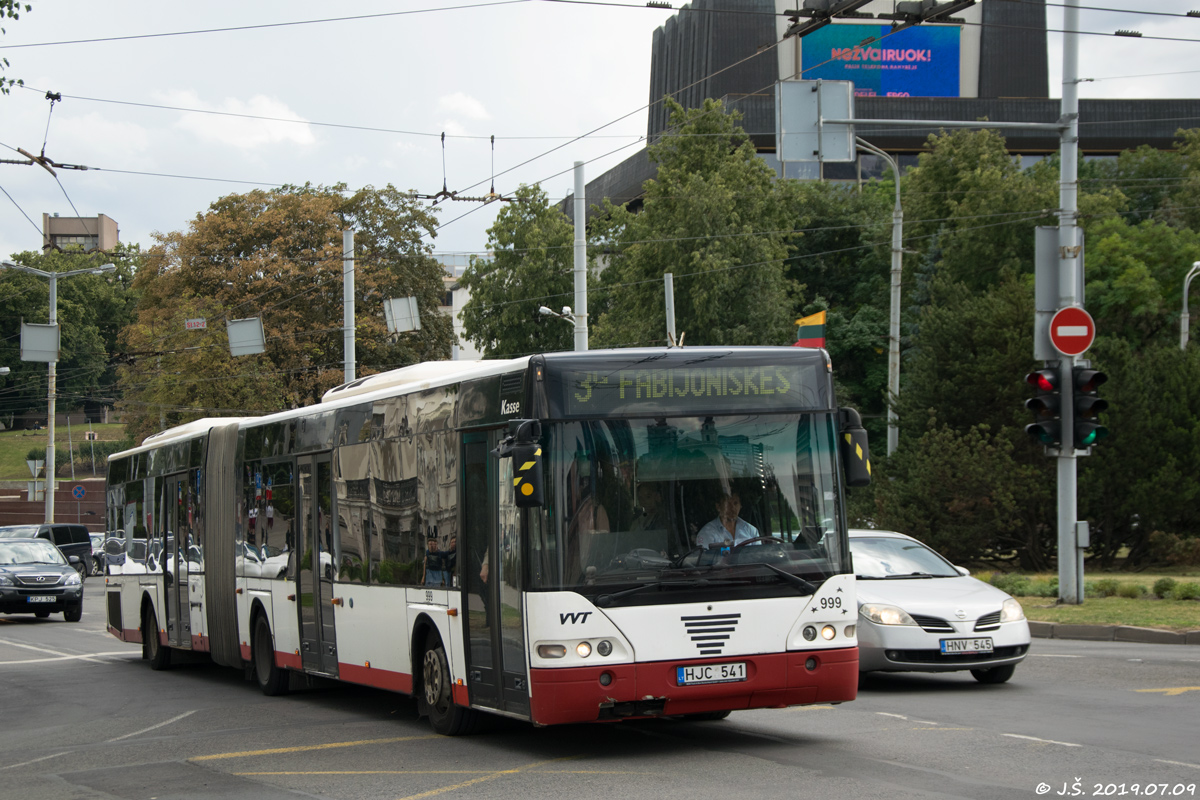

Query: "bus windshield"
(536, 413), (845, 604)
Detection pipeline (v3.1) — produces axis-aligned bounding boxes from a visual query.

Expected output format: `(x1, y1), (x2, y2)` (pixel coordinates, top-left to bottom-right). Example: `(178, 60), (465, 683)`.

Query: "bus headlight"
(537, 644), (566, 659)
(596, 640), (612, 657)
(820, 625), (836, 640)
(576, 642), (592, 658)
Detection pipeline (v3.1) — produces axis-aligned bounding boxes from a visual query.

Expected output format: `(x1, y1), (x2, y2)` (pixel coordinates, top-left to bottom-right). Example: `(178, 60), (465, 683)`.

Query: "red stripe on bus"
(110, 624), (142, 644)
(338, 662), (413, 694)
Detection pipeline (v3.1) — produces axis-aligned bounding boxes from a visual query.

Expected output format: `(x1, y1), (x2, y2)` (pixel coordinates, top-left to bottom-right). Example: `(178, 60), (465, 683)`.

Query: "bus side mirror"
(838, 407), (871, 488)
(493, 419), (545, 508)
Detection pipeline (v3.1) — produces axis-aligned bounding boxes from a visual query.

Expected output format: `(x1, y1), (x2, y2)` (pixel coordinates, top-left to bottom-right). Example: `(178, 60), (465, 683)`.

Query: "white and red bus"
(104, 346), (871, 734)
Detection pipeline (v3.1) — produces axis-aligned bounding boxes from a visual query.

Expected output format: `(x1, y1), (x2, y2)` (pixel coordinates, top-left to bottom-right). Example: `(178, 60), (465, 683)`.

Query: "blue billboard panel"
(800, 24), (960, 98)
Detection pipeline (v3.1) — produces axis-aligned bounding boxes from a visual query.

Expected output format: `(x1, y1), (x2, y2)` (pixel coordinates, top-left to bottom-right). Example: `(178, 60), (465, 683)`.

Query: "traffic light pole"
(1057, 0), (1083, 604)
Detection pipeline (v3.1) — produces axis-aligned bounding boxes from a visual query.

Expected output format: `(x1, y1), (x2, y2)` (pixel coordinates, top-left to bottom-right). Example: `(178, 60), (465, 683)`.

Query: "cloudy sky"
(0, 1), (1197, 263)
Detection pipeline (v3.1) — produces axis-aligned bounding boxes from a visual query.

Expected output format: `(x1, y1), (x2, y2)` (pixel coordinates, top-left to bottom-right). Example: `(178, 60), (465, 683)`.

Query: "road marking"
(393, 756), (578, 800)
(192, 735), (438, 761)
(239, 769), (649, 777)
(1030, 654), (1081, 658)
(0, 638), (120, 665)
(0, 651), (138, 665)
(1135, 687), (1200, 696)
(107, 710), (197, 742)
(914, 727), (972, 730)
(1155, 759), (1200, 770)
(0, 752), (69, 771)
(1002, 734), (1081, 747)
(876, 712), (908, 720)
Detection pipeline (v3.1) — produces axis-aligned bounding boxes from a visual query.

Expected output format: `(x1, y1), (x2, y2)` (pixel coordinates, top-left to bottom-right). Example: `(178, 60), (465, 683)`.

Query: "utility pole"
(573, 162), (588, 352)
(343, 229), (355, 383)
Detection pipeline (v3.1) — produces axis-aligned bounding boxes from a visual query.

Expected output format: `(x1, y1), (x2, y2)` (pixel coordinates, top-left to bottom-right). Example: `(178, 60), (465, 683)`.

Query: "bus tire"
(143, 607), (172, 670)
(420, 634), (477, 736)
(253, 615), (290, 696)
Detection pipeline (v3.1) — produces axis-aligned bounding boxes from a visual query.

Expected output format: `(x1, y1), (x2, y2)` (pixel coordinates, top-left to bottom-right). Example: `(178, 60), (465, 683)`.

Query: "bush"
(1088, 578), (1121, 598)
(1147, 531), (1200, 567)
(71, 437), (134, 471)
(1152, 577), (1177, 599)
(990, 573), (1032, 596)
(1116, 582), (1145, 599)
(1169, 582), (1200, 601)
(1027, 578), (1059, 598)
(25, 447), (46, 461)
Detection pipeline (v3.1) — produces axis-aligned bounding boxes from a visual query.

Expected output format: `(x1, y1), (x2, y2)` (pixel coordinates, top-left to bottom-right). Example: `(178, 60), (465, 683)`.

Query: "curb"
(1030, 621), (1200, 646)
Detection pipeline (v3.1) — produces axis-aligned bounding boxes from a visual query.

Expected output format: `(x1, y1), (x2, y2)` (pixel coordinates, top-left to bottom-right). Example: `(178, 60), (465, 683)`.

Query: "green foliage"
(1169, 581), (1200, 601)
(0, 1), (31, 95)
(70, 437), (133, 471)
(1088, 578), (1121, 598)
(1116, 582), (1146, 599)
(591, 99), (800, 348)
(1152, 577), (1178, 598)
(1148, 532), (1200, 567)
(0, 247), (139, 420)
(118, 184), (452, 443)
(24, 447), (44, 461)
(989, 573), (1032, 596)
(458, 184), (581, 358)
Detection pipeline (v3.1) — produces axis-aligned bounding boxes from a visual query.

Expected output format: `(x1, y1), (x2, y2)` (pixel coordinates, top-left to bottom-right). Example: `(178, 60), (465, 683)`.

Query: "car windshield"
(849, 535), (959, 578)
(532, 413), (845, 603)
(0, 540), (67, 565)
(0, 526), (41, 538)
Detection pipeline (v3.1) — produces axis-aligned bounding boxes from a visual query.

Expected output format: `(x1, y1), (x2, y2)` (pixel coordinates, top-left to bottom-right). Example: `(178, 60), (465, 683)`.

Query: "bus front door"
(296, 454), (339, 676)
(462, 433), (530, 717)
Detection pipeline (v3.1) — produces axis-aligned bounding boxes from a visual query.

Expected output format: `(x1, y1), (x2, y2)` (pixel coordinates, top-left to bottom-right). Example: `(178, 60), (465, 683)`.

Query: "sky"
(1, 1), (1198, 265)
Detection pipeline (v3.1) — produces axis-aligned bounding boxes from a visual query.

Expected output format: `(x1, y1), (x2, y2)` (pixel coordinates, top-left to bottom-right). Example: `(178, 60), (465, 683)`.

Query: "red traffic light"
(1025, 369), (1058, 392)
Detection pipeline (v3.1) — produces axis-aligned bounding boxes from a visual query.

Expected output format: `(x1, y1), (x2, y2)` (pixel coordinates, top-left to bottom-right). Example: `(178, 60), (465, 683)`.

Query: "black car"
(0, 524), (94, 577)
(0, 538), (84, 621)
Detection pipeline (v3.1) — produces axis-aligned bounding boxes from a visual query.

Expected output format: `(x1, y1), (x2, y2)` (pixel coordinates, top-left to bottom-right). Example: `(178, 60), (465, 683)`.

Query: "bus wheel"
(253, 615), (290, 696)
(420, 635), (477, 736)
(143, 607), (172, 670)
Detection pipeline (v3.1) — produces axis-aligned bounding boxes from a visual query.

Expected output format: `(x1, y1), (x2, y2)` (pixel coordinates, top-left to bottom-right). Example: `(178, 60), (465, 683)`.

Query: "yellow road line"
(1135, 687), (1200, 697)
(236, 769), (649, 777)
(192, 735), (438, 761)
(393, 756), (578, 800)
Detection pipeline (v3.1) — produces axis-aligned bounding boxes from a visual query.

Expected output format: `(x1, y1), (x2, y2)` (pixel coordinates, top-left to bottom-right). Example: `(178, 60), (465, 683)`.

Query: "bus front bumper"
(528, 647), (858, 726)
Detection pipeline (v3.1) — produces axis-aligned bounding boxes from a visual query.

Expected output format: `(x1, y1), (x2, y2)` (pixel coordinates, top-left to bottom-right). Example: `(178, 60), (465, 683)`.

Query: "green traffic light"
(1075, 425), (1109, 447)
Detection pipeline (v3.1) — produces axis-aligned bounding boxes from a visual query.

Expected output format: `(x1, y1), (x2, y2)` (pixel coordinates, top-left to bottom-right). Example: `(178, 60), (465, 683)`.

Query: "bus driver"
(695, 491), (759, 547)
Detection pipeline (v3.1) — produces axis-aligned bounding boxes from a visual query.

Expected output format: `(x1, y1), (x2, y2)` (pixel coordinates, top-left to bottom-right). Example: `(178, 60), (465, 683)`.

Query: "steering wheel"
(732, 536), (786, 548)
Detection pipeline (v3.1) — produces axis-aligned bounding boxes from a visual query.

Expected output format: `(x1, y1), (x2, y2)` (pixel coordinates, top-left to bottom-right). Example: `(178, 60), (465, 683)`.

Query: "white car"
(849, 529), (1031, 684)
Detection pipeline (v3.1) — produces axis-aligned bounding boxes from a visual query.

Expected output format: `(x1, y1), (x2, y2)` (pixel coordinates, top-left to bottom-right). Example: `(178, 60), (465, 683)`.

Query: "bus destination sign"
(563, 364), (820, 416)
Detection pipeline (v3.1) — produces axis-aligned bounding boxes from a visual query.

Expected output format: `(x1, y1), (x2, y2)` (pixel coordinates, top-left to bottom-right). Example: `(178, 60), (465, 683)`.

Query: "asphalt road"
(0, 583), (1196, 800)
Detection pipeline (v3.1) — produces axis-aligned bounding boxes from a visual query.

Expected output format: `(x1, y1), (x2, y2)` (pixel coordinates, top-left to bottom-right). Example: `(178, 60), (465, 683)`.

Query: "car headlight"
(859, 603), (918, 626)
(1001, 597), (1025, 622)
(63, 571), (82, 586)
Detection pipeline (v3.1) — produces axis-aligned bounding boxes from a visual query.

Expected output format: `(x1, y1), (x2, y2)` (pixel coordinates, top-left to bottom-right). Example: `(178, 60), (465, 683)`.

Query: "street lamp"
(0, 259), (116, 522)
(1182, 261), (1200, 351)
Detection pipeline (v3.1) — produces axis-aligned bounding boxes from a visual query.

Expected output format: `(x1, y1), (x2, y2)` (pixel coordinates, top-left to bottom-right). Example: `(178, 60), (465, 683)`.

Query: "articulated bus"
(104, 346), (871, 734)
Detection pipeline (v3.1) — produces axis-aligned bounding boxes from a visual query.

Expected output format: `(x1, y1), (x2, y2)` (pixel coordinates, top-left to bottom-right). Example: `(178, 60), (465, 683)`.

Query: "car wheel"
(253, 615), (290, 696)
(971, 664), (1016, 684)
(143, 607), (172, 670)
(64, 604), (83, 622)
(420, 633), (477, 735)
(34, 610), (51, 618)
(73, 559), (88, 579)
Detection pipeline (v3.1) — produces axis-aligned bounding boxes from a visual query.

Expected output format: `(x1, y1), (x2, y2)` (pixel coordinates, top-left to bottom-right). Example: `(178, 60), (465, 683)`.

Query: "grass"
(0, 424), (128, 480)
(998, 571), (1200, 632)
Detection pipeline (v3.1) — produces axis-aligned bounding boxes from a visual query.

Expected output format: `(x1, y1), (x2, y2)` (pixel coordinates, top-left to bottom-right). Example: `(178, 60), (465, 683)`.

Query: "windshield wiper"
(595, 578), (736, 608)
(857, 572), (938, 579)
(761, 563), (818, 596)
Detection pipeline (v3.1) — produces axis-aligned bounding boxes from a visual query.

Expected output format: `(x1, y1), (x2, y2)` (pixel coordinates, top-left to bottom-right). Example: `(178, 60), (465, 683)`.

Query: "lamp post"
(0, 259), (116, 522)
(1182, 261), (1200, 351)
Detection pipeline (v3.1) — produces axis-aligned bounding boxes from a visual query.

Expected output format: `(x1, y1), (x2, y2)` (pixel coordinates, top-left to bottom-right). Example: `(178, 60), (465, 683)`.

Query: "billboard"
(800, 24), (961, 98)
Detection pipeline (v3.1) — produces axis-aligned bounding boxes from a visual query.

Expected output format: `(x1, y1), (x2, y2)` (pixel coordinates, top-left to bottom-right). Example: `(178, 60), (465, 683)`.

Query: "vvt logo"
(559, 611), (592, 625)
(501, 399), (520, 415)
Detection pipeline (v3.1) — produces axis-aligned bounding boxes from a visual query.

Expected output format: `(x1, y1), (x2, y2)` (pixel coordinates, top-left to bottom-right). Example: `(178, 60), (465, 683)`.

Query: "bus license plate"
(677, 662), (746, 686)
(940, 637), (993, 655)
(27, 596), (55, 604)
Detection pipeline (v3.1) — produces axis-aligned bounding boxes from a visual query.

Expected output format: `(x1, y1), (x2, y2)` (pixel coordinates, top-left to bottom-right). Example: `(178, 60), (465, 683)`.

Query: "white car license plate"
(941, 637), (993, 655)
(676, 662), (746, 686)
(27, 596), (55, 604)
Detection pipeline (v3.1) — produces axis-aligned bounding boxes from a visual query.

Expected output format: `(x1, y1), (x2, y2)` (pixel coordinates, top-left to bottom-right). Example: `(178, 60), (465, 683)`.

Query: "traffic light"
(1024, 367), (1062, 447)
(1072, 367), (1109, 448)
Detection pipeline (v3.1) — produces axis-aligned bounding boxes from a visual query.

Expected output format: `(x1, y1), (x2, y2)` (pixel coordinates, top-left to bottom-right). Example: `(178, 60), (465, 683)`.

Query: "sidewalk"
(1029, 621), (1200, 645)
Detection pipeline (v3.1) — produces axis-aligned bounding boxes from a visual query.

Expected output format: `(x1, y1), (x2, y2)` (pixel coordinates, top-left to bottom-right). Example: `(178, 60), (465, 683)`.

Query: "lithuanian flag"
(794, 310), (826, 348)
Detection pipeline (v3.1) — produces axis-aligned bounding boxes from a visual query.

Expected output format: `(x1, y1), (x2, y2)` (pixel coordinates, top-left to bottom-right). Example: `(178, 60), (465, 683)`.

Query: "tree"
(0, 1), (30, 95)
(118, 184), (453, 443)
(0, 247), (137, 424)
(591, 99), (801, 348)
(458, 184), (581, 358)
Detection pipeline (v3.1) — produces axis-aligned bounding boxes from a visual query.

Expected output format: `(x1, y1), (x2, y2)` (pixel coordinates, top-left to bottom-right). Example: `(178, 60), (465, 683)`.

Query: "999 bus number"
(819, 597), (842, 610)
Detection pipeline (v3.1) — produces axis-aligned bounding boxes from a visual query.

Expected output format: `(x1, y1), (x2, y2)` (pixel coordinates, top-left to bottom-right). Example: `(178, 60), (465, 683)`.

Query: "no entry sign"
(1049, 306), (1096, 356)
